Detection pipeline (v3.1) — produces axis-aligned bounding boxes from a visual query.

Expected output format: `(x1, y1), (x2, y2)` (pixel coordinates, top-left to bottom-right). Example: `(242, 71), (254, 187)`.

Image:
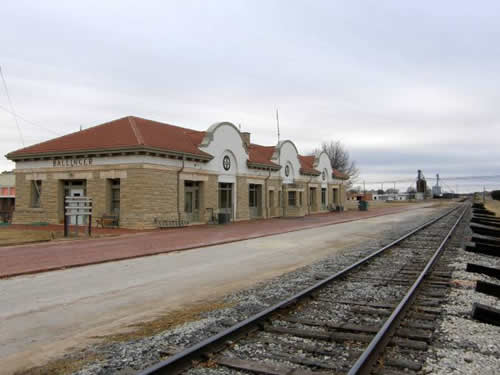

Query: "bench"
(96, 215), (119, 228)
(154, 217), (189, 228)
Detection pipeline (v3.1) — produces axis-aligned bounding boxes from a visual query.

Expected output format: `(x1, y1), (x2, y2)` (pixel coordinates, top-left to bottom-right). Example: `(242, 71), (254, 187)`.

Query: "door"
(269, 190), (275, 216)
(333, 188), (339, 206)
(184, 187), (200, 222)
(218, 183), (233, 219)
(69, 188), (85, 225)
(249, 184), (262, 218)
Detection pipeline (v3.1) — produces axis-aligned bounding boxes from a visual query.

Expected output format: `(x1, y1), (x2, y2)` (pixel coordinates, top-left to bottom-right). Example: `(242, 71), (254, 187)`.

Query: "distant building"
(372, 193), (409, 201)
(347, 192), (373, 201)
(432, 174), (442, 198)
(0, 171), (15, 222)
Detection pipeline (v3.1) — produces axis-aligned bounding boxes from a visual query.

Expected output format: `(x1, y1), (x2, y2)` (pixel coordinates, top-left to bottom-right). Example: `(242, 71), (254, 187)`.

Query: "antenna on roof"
(276, 108), (280, 143)
(80, 125), (82, 131)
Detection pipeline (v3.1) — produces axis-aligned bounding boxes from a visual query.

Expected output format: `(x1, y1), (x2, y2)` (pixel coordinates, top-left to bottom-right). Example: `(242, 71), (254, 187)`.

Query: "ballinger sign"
(52, 158), (93, 167)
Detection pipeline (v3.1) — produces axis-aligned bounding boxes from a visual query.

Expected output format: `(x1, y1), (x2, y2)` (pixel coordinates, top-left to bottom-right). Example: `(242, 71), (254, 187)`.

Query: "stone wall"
(120, 167), (178, 229)
(12, 163), (349, 228)
(202, 175), (218, 222)
(12, 172), (61, 224)
(236, 176), (249, 220)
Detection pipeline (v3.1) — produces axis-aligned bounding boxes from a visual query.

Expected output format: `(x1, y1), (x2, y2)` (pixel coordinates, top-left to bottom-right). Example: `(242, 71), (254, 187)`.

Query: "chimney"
(241, 132), (251, 147)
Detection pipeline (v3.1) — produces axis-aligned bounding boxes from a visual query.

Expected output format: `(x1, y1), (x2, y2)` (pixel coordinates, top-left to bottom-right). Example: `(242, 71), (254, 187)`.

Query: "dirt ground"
(0, 229), (54, 246)
(485, 198), (500, 215)
(13, 300), (231, 375)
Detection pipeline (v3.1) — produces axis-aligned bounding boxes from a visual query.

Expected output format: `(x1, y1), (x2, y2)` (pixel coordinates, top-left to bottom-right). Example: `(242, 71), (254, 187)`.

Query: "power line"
(361, 175), (500, 184)
(0, 103), (61, 136)
(0, 65), (24, 146)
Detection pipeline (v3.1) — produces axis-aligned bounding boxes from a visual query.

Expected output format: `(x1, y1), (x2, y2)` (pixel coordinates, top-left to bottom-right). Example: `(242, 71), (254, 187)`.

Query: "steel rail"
(347, 203), (469, 375)
(137, 204), (463, 375)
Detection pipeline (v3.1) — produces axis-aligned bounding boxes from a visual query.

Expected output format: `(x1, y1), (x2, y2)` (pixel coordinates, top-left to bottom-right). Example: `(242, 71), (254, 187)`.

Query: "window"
(269, 190), (274, 208)
(249, 184), (257, 207)
(31, 180), (42, 208)
(309, 188), (316, 206)
(218, 183), (232, 209)
(288, 191), (296, 206)
(278, 191), (282, 207)
(110, 179), (120, 216)
(321, 188), (326, 206)
(299, 191), (303, 206)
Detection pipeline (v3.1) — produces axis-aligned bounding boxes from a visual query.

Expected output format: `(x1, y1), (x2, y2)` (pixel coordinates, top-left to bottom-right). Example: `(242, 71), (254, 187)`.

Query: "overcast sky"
(1, 1), (499, 192)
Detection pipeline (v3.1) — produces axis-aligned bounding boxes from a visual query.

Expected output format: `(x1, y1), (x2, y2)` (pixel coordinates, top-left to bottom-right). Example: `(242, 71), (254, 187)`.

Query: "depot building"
(6, 116), (348, 229)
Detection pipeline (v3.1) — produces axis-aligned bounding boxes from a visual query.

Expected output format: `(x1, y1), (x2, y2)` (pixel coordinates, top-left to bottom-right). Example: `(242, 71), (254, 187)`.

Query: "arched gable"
(273, 140), (301, 183)
(200, 122), (249, 175)
(200, 122), (248, 152)
(316, 151), (333, 183)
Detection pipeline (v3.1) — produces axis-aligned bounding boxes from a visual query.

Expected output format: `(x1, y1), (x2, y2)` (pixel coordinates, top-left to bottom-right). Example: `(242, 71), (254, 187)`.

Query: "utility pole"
(363, 181), (366, 196)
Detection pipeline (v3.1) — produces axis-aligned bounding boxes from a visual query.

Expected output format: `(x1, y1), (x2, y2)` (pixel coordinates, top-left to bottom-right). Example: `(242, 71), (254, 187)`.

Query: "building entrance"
(184, 181), (200, 222)
(63, 180), (87, 225)
(218, 183), (233, 220)
(249, 184), (262, 218)
(332, 188), (339, 206)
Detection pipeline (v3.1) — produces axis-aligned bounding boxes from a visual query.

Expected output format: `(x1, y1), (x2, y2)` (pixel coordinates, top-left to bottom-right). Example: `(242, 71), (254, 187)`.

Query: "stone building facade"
(6, 116), (348, 229)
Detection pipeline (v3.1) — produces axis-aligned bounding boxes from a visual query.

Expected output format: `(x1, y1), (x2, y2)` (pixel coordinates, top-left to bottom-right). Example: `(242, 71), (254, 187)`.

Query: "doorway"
(218, 183), (233, 220)
(63, 180), (87, 225)
(184, 181), (200, 222)
(249, 184), (262, 218)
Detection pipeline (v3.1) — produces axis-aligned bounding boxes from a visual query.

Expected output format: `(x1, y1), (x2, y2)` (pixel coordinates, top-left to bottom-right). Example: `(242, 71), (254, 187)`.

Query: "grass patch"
(13, 353), (103, 375)
(0, 229), (55, 246)
(98, 300), (233, 343)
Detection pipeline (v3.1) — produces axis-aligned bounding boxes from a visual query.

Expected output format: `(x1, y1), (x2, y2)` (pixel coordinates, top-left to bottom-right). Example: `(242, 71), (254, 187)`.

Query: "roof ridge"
(128, 116), (144, 145)
(7, 116), (131, 157)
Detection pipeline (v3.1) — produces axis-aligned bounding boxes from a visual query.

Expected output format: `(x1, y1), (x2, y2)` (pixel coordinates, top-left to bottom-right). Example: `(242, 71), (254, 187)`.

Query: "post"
(483, 186), (486, 203)
(64, 203), (68, 238)
(88, 199), (92, 237)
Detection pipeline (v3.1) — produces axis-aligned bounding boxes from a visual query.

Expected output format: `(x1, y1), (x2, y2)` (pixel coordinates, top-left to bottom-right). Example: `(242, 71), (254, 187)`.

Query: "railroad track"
(137, 202), (469, 375)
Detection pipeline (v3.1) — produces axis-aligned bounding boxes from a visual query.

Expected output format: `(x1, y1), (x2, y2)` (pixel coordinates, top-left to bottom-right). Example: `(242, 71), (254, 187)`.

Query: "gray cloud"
(1, 1), (499, 192)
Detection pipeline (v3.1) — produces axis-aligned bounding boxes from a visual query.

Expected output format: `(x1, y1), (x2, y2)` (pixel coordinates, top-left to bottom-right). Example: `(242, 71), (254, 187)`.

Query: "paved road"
(0, 205), (440, 374)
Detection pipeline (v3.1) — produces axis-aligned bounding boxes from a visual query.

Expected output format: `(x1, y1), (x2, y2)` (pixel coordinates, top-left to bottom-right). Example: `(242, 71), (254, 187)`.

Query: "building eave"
(247, 161), (281, 171)
(6, 146), (213, 163)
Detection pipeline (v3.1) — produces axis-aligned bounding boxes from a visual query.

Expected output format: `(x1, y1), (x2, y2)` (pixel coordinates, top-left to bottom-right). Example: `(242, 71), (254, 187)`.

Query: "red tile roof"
(298, 155), (320, 175)
(7, 116), (211, 159)
(247, 144), (280, 169)
(332, 168), (349, 180)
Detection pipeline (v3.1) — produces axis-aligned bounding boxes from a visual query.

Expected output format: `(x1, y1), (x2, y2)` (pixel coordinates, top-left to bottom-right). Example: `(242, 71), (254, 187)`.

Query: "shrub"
(491, 190), (500, 200)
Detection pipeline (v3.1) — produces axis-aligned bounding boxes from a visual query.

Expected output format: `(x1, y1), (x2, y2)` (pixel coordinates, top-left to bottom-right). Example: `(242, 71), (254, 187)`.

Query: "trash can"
(358, 200), (369, 211)
(218, 213), (231, 224)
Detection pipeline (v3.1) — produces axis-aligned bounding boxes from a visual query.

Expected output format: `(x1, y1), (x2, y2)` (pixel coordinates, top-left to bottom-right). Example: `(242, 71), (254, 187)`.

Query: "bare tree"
(313, 141), (359, 183)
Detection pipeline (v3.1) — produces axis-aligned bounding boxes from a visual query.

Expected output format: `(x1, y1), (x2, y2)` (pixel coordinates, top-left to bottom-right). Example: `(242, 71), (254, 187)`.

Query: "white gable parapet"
(199, 122), (250, 176)
(272, 140), (302, 183)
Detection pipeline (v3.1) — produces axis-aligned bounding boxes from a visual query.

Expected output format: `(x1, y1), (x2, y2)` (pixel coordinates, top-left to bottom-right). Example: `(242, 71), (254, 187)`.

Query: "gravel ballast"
(422, 208), (500, 375)
(59, 204), (498, 375)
